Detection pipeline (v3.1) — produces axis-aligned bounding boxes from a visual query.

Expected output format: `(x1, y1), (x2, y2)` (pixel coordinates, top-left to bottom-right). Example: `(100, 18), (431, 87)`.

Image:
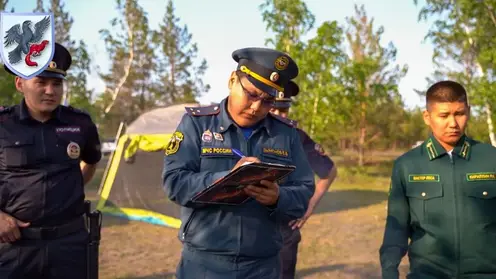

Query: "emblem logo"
(270, 72), (279, 82)
(165, 131), (184, 156)
(213, 132), (223, 141)
(274, 56), (289, 71)
(0, 12), (55, 79)
(67, 141), (80, 159)
(202, 129), (213, 143)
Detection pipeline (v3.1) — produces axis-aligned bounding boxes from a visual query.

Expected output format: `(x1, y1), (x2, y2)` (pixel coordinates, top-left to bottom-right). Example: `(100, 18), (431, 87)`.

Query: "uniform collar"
(424, 134), (471, 161)
(18, 98), (66, 123)
(217, 97), (274, 137)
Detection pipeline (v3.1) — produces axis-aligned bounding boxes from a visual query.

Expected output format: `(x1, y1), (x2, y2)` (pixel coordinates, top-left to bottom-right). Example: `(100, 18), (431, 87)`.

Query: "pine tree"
(154, 0), (209, 105)
(96, 0), (157, 136)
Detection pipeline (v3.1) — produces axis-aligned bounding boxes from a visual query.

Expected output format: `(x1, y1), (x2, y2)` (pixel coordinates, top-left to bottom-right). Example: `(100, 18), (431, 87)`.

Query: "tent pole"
(97, 121), (126, 196)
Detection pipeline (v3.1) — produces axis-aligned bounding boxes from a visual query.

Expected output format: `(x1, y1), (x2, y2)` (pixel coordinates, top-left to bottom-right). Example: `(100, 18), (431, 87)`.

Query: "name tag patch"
(408, 174), (440, 182)
(262, 147), (288, 157)
(56, 127), (81, 133)
(201, 147), (233, 156)
(466, 172), (496, 181)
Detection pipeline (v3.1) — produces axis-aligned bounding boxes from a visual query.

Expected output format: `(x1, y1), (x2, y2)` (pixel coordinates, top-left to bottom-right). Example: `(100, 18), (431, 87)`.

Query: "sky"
(8, 0), (436, 109)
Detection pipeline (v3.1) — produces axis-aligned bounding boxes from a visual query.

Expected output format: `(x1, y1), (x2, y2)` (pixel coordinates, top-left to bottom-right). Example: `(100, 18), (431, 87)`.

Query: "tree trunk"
(358, 87), (369, 166)
(358, 101), (366, 166)
(103, 20), (135, 115)
(461, 22), (496, 146)
(309, 89), (320, 137)
(484, 101), (496, 146)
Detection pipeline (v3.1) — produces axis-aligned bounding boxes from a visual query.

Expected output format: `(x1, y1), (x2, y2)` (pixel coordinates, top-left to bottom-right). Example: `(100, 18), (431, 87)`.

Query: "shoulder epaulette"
(270, 113), (297, 127)
(185, 104), (220, 116)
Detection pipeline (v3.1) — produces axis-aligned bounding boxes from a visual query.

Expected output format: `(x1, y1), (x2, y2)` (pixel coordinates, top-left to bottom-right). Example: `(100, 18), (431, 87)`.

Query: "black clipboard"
(191, 162), (296, 205)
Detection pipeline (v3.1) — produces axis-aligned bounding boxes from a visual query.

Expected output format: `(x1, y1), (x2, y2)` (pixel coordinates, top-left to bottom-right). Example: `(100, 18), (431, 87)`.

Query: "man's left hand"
(289, 207), (314, 230)
(244, 180), (279, 206)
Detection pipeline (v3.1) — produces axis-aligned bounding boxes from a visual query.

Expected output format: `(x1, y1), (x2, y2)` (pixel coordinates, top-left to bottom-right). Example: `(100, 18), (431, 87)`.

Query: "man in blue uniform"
(162, 47), (315, 279)
(0, 43), (102, 279)
(380, 80), (496, 278)
(271, 81), (338, 279)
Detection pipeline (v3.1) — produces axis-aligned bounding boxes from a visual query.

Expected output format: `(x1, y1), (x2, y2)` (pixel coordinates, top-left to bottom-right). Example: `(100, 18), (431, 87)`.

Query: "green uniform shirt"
(380, 135), (496, 279)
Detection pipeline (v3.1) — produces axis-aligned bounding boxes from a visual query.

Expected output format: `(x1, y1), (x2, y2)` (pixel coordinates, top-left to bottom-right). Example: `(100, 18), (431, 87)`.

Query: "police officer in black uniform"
(271, 81), (337, 279)
(0, 42), (102, 279)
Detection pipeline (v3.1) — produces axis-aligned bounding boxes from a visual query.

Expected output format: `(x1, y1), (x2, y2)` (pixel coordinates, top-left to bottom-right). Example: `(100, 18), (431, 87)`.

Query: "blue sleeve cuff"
(267, 188), (290, 216)
(211, 170), (231, 184)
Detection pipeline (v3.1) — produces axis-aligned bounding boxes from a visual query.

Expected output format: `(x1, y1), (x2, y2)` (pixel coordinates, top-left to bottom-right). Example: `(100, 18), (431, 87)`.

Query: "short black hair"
(426, 80), (468, 108)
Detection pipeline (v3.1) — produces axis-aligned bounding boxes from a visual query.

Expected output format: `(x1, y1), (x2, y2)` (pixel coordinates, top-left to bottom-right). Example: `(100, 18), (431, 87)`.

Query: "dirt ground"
(88, 153), (410, 279)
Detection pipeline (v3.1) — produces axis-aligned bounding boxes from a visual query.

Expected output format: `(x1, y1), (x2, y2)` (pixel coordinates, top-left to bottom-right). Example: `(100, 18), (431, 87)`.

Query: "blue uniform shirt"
(297, 128), (334, 178)
(162, 98), (315, 258)
(0, 100), (102, 226)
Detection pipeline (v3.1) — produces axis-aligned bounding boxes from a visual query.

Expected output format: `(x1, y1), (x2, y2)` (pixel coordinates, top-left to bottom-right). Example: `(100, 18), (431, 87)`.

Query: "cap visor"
(273, 100), (292, 108)
(246, 76), (278, 97)
(38, 71), (65, 79)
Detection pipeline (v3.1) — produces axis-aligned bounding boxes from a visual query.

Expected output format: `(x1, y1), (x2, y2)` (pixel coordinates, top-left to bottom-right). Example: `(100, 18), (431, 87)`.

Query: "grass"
(85, 151), (410, 279)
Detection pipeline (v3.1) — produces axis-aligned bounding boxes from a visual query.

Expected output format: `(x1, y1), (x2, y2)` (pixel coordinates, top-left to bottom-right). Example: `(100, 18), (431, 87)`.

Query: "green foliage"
(414, 0), (496, 145)
(259, 0), (315, 54)
(0, 70), (19, 105)
(96, 0), (157, 136)
(95, 0), (209, 137)
(153, 0), (210, 104)
(261, 1), (409, 165)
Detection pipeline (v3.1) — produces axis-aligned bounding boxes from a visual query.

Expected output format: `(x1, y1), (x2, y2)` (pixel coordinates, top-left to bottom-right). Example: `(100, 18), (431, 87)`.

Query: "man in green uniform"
(379, 80), (496, 278)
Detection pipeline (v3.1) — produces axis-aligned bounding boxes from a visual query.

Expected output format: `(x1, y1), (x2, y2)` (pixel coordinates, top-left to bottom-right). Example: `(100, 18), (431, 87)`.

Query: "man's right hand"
(0, 211), (30, 243)
(231, 156), (261, 171)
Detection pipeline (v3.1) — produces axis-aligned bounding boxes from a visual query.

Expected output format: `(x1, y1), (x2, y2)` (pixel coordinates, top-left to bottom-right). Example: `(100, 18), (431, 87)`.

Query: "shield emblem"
(0, 12), (55, 79)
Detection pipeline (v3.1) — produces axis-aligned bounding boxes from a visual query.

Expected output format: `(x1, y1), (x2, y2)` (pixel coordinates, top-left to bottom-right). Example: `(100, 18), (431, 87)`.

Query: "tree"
(154, 0), (209, 105)
(414, 0), (496, 146)
(96, 0), (157, 137)
(290, 21), (349, 145)
(342, 4), (408, 166)
(259, 0), (315, 55)
(33, 0), (94, 118)
(259, 0), (348, 146)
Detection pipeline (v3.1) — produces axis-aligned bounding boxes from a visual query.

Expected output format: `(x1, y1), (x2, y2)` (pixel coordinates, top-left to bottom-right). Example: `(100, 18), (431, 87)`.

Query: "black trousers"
(0, 228), (88, 279)
(279, 226), (301, 279)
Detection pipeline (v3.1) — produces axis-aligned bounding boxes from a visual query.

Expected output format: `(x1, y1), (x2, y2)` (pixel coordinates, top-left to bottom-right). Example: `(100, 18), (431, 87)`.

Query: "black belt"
(21, 217), (86, 240)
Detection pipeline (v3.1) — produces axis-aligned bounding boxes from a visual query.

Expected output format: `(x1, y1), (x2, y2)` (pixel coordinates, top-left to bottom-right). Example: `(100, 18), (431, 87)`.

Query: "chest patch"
(56, 126), (81, 133)
(201, 147), (233, 156)
(67, 141), (81, 159)
(262, 147), (288, 157)
(466, 172), (496, 182)
(408, 174), (440, 182)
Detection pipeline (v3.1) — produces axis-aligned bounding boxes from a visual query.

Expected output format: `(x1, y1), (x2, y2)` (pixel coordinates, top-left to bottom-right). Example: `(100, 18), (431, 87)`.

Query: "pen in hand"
(232, 148), (245, 158)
